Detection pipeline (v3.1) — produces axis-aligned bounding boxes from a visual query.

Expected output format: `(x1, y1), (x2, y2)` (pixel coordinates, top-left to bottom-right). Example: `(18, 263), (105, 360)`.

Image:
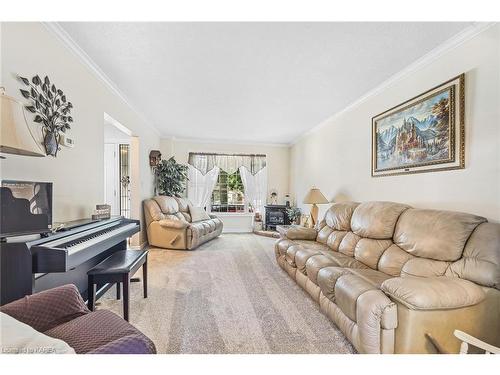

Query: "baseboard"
(222, 229), (253, 234)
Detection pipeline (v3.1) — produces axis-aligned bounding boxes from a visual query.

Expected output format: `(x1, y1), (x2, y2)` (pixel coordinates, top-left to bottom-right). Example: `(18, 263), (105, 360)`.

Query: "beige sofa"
(275, 201), (500, 354)
(144, 196), (223, 250)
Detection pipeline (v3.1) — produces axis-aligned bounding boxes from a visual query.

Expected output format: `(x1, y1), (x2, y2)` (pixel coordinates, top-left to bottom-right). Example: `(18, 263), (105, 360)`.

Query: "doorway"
(103, 113), (132, 218)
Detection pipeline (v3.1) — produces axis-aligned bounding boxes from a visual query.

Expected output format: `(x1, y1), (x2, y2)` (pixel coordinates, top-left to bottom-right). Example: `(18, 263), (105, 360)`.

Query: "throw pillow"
(0, 312), (75, 354)
(189, 205), (211, 222)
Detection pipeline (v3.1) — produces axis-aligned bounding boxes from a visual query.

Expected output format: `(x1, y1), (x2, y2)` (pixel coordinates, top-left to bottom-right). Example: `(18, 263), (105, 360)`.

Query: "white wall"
(0, 22), (160, 243)
(290, 25), (500, 222)
(3, 21), (497, 243)
(161, 138), (290, 205)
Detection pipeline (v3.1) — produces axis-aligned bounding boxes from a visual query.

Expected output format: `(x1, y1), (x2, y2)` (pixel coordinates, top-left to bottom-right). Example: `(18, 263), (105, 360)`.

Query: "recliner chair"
(144, 196), (223, 250)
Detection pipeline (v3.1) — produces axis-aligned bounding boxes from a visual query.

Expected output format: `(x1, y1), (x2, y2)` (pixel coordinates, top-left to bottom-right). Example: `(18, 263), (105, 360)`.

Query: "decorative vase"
(44, 130), (58, 157)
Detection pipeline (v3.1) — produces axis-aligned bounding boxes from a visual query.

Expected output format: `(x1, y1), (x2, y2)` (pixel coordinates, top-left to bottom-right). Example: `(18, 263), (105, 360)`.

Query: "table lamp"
(303, 187), (328, 226)
(1, 87), (44, 157)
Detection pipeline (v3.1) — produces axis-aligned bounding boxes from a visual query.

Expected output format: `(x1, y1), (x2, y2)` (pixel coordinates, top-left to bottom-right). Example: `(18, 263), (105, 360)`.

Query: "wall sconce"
(149, 150), (161, 167)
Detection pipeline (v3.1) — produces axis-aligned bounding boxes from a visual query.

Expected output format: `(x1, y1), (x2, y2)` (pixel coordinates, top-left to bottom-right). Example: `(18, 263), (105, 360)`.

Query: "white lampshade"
(303, 188), (329, 204)
(0, 89), (45, 157)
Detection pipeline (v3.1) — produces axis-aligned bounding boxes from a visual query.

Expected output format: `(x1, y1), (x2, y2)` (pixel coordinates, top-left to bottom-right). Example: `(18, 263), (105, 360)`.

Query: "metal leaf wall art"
(19, 75), (74, 157)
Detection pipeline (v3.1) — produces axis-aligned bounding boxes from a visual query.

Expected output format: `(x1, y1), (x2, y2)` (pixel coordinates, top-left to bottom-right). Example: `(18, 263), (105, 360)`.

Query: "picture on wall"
(371, 74), (464, 177)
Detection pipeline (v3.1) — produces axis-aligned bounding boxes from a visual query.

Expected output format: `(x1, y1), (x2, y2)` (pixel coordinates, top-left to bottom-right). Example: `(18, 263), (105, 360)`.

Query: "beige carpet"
(98, 233), (355, 354)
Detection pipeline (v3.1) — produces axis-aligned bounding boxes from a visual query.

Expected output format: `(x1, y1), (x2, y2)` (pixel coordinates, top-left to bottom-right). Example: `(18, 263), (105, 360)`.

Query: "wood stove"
(264, 205), (290, 231)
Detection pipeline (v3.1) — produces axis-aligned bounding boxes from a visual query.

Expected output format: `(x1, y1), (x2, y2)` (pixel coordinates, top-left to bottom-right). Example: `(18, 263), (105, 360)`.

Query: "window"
(211, 169), (245, 213)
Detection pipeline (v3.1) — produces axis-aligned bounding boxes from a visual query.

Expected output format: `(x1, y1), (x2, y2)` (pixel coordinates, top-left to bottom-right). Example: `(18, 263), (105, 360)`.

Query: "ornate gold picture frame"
(372, 74), (465, 177)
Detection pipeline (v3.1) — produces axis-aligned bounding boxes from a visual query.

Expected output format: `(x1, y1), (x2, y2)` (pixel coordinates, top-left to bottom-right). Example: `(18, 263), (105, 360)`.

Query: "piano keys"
(0, 216), (140, 305)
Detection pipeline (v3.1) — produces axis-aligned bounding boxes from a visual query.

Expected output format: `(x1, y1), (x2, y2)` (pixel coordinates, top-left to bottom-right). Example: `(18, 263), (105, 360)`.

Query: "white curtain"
(187, 165), (220, 208)
(239, 166), (267, 215)
(188, 153), (266, 175)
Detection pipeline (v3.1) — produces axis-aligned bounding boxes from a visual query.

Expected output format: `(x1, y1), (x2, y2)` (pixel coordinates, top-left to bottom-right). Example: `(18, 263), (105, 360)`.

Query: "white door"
(104, 143), (120, 216)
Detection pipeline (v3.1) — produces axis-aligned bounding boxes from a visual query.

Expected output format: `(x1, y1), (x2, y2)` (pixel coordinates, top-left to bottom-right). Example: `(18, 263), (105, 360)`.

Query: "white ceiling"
(59, 22), (473, 144)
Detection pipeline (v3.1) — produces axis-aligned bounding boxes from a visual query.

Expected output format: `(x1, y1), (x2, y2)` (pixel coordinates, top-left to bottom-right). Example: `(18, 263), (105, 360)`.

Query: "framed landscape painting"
(371, 74), (465, 177)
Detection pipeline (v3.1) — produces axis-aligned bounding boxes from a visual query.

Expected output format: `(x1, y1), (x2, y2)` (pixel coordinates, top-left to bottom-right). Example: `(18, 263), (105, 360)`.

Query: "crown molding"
(41, 22), (496, 147)
(167, 136), (289, 148)
(42, 22), (161, 137)
(289, 22), (497, 146)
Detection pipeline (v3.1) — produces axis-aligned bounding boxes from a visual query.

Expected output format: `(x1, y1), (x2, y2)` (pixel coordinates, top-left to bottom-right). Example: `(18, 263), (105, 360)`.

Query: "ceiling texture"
(59, 22), (473, 144)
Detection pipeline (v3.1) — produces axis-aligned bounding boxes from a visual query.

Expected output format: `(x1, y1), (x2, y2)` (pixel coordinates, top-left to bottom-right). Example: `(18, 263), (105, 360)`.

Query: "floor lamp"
(303, 187), (329, 226)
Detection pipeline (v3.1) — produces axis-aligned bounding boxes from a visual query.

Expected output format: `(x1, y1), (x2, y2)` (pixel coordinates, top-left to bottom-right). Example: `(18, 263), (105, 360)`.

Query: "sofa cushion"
(317, 267), (351, 301)
(180, 212), (192, 222)
(320, 251), (369, 270)
(144, 199), (165, 221)
(164, 214), (180, 221)
(326, 231), (348, 251)
(338, 231), (361, 257)
(354, 238), (393, 269)
(381, 276), (486, 310)
(377, 244), (414, 277)
(294, 240), (330, 252)
(401, 258), (449, 278)
(175, 197), (191, 212)
(393, 208), (487, 261)
(174, 212), (187, 222)
(206, 219), (216, 231)
(1, 312), (75, 354)
(276, 239), (296, 257)
(351, 202), (410, 239)
(324, 202), (360, 231)
(153, 196), (179, 214)
(335, 274), (377, 322)
(316, 225), (333, 244)
(44, 310), (155, 354)
(190, 222), (207, 236)
(202, 221), (212, 234)
(447, 222), (500, 289)
(213, 217), (223, 230)
(347, 268), (392, 288)
(305, 254), (338, 284)
(285, 245), (304, 267)
(295, 248), (324, 274)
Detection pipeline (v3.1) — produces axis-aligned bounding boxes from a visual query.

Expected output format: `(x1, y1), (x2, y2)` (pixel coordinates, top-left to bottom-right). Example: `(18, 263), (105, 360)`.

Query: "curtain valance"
(188, 152), (266, 175)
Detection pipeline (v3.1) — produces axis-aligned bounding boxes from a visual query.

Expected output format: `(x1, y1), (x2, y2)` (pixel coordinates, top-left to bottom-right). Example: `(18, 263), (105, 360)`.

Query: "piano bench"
(87, 249), (148, 322)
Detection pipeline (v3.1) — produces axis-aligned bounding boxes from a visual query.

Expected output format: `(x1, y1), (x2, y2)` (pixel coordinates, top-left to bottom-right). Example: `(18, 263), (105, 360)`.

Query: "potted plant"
(155, 157), (188, 197)
(286, 207), (302, 225)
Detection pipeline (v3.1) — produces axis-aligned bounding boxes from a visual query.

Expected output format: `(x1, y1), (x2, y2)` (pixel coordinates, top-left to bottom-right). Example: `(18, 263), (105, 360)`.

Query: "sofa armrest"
(278, 226), (317, 240)
(158, 219), (189, 229)
(0, 284), (89, 332)
(381, 276), (485, 311)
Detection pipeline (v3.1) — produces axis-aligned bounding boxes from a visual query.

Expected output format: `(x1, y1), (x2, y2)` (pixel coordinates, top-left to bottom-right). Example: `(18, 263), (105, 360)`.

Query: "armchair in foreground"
(0, 284), (156, 354)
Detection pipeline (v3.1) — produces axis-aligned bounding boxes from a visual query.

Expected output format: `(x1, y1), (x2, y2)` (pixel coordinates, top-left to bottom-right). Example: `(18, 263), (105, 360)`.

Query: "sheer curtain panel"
(239, 166), (268, 215)
(187, 165), (220, 208)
